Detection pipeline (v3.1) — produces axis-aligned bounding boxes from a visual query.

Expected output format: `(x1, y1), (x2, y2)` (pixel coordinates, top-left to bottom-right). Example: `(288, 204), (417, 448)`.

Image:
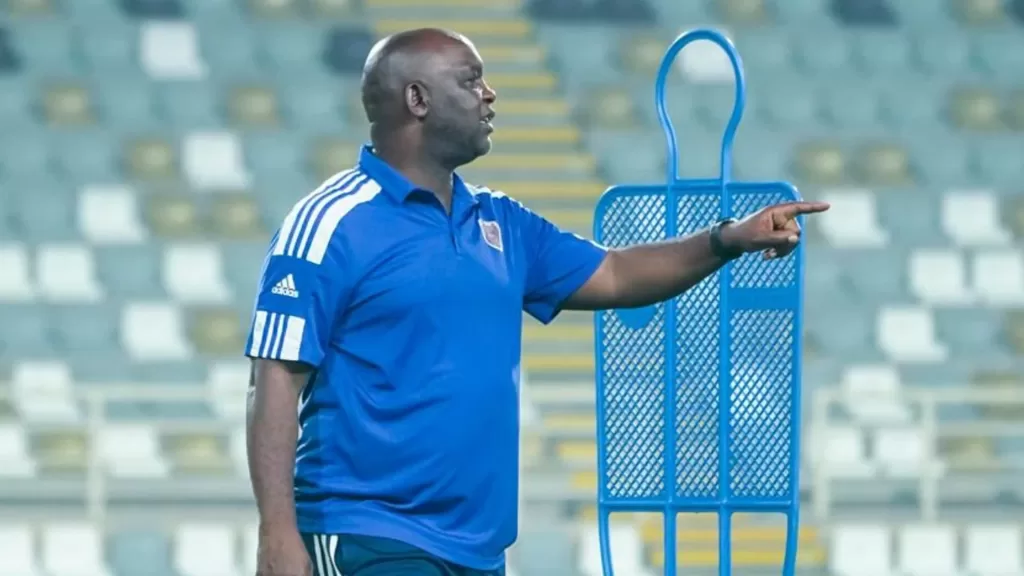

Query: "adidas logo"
(271, 274), (299, 298)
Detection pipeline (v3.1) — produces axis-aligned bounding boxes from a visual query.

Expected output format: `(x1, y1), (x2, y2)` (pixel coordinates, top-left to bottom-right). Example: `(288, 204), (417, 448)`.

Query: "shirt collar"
(357, 144), (478, 205)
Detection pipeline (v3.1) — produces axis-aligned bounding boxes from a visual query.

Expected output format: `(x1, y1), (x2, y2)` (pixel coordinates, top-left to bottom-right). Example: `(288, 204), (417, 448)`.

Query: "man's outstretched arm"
(565, 201), (830, 310)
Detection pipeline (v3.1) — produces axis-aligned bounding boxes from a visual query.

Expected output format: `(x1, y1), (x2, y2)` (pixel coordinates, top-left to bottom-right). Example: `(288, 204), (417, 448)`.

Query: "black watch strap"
(709, 218), (743, 261)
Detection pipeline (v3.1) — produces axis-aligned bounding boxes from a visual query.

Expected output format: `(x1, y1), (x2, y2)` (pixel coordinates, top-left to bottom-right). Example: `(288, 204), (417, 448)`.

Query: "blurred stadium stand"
(1, 0), (1023, 574)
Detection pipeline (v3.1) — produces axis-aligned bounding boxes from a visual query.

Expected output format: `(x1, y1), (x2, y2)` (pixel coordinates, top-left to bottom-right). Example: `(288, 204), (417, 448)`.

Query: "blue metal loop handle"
(655, 29), (747, 187)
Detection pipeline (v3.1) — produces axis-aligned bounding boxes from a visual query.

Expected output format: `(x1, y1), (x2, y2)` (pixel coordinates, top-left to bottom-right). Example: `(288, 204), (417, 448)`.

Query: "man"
(247, 28), (828, 576)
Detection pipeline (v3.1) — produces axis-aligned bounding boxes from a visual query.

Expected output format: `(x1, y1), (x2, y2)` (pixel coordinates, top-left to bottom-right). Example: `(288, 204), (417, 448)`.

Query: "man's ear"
(405, 82), (429, 119)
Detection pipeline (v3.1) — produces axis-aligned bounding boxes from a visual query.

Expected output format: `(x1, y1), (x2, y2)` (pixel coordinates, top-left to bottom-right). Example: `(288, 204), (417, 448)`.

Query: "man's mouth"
(481, 112), (495, 132)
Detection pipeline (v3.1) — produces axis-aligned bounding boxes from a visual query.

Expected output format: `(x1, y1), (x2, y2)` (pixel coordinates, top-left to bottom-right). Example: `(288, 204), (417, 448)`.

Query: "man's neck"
(374, 142), (455, 211)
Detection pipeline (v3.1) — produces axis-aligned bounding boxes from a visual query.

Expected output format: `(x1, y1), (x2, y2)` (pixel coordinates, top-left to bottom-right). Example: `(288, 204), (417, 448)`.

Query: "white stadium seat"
(941, 190), (1010, 246)
(973, 249), (1024, 306)
(897, 523), (960, 576)
(174, 523), (241, 576)
(841, 364), (911, 425)
(42, 523), (111, 576)
(811, 424), (875, 478)
(0, 524), (42, 576)
(208, 362), (250, 420)
(37, 244), (103, 302)
(873, 427), (943, 478)
(679, 28), (735, 84)
(140, 21), (206, 80)
(909, 249), (974, 305)
(877, 306), (947, 363)
(78, 185), (146, 244)
(0, 243), (35, 301)
(97, 424), (169, 478)
(579, 523), (653, 576)
(121, 301), (191, 361)
(12, 360), (80, 423)
(0, 424), (37, 478)
(819, 190), (889, 248)
(183, 131), (250, 190)
(830, 523), (893, 576)
(965, 524), (1024, 576)
(162, 243), (230, 303)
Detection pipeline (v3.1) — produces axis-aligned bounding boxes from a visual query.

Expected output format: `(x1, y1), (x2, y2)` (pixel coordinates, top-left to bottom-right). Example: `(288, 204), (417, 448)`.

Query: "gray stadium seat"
(908, 132), (970, 187)
(936, 309), (1002, 357)
(852, 32), (910, 75)
(323, 27), (376, 75)
(9, 20), (77, 76)
(53, 130), (119, 184)
(79, 24), (137, 74)
(821, 83), (881, 129)
(110, 530), (175, 576)
(95, 245), (164, 299)
(121, 0), (186, 19)
(759, 78), (819, 130)
(92, 75), (161, 130)
(155, 81), (222, 129)
(244, 132), (305, 184)
(841, 249), (907, 301)
(876, 191), (943, 243)
(199, 25), (262, 77)
(793, 30), (851, 74)
(0, 304), (53, 356)
(11, 179), (77, 241)
(0, 78), (33, 131)
(49, 304), (120, 355)
(911, 31), (970, 76)
(0, 28), (23, 73)
(280, 83), (344, 130)
(260, 23), (325, 74)
(973, 138), (1024, 187)
(0, 132), (52, 177)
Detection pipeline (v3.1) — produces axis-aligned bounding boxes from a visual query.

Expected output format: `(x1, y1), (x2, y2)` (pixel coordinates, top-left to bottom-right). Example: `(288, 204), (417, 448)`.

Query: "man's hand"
(719, 200), (830, 260)
(256, 524), (312, 576)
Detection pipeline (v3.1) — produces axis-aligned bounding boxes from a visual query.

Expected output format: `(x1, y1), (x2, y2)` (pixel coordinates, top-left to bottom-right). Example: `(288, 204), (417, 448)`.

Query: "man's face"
(419, 37), (497, 167)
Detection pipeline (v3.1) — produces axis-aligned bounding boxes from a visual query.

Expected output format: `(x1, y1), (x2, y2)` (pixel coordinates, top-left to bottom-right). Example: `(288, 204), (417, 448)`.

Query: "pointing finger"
(775, 201), (830, 217)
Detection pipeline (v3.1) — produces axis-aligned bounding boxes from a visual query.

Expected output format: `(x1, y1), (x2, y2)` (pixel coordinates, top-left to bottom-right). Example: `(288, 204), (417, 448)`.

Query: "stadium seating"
(1, 0), (1023, 573)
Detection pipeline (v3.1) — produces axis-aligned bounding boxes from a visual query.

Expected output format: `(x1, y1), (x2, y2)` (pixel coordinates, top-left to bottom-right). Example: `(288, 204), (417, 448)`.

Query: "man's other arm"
(564, 201), (830, 310)
(247, 359), (310, 531)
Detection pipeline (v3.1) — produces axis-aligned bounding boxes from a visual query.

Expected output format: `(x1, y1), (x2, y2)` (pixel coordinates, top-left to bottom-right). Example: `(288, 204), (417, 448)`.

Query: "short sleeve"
(243, 231), (351, 367)
(515, 203), (607, 324)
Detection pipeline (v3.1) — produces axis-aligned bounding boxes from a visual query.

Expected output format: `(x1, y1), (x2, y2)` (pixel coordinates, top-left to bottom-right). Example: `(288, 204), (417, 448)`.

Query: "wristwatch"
(709, 218), (744, 261)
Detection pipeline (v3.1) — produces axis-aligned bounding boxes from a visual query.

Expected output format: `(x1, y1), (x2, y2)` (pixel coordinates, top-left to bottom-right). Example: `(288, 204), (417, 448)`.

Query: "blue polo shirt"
(244, 145), (607, 569)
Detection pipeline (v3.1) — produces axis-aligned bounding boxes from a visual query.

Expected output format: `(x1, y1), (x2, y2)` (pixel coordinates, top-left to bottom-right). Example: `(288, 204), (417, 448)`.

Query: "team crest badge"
(479, 219), (503, 252)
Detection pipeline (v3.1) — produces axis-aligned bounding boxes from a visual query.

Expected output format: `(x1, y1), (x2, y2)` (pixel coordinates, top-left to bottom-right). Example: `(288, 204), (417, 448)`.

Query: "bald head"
(359, 28), (497, 169)
(360, 28), (473, 125)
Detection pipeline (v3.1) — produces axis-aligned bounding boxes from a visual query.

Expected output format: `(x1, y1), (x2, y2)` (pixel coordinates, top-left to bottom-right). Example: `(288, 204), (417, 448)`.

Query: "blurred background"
(1, 0), (1023, 574)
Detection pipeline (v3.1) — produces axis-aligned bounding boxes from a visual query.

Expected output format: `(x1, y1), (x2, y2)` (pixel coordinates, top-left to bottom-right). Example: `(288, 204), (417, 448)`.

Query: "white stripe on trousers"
(313, 534), (342, 576)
